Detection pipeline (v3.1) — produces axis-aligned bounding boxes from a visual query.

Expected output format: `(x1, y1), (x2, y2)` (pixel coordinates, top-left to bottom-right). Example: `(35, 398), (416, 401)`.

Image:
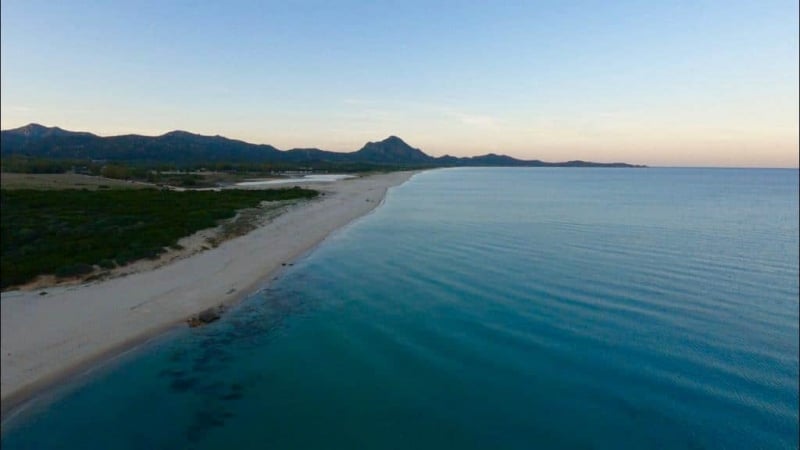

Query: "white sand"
(0, 171), (415, 417)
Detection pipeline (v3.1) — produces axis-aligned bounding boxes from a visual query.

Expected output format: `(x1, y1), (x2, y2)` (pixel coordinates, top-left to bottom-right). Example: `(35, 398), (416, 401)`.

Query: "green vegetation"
(0, 187), (318, 289)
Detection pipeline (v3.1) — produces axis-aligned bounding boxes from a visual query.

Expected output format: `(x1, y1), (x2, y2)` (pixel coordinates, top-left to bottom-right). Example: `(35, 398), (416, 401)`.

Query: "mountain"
(452, 153), (535, 166)
(352, 136), (433, 164)
(5, 123), (97, 139)
(1, 124), (644, 168)
(1, 125), (283, 164)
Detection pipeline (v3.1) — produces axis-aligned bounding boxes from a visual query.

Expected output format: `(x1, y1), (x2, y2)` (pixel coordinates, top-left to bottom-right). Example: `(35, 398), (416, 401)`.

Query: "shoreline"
(0, 170), (417, 423)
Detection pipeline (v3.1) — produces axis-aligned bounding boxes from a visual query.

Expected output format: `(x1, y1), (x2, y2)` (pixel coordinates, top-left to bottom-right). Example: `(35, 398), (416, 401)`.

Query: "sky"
(1, 1), (797, 167)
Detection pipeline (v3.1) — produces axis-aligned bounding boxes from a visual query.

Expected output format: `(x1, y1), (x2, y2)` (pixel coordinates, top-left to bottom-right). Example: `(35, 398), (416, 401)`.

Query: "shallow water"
(235, 174), (355, 186)
(3, 167), (798, 449)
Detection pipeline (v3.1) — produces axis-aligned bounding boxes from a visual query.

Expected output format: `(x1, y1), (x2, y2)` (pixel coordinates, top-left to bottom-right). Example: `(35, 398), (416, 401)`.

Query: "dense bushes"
(0, 187), (318, 288)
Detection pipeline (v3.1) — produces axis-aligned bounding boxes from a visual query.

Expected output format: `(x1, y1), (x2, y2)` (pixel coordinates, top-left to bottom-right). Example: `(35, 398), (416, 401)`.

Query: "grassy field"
(0, 171), (292, 190)
(0, 173), (150, 190)
(1, 187), (318, 289)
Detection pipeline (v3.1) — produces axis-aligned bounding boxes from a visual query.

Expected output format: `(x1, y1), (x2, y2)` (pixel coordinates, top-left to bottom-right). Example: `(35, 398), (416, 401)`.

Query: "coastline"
(0, 170), (417, 422)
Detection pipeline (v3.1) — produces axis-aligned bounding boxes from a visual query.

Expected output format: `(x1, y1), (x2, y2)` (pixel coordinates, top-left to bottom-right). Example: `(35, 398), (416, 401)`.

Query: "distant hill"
(1, 124), (645, 168)
(1, 124), (283, 164)
(352, 136), (434, 164)
(5, 123), (97, 139)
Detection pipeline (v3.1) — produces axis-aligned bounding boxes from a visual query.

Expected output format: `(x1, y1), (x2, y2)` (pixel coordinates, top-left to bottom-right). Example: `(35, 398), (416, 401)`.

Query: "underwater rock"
(187, 305), (224, 327)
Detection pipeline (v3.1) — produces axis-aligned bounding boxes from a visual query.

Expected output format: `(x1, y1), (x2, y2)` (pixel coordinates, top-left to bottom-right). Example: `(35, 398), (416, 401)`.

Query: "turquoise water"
(3, 168), (798, 449)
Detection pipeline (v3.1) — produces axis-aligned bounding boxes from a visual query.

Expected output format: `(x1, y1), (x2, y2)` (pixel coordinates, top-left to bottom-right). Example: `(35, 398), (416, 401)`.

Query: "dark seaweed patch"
(185, 408), (231, 442)
(170, 377), (199, 392)
(158, 368), (186, 378)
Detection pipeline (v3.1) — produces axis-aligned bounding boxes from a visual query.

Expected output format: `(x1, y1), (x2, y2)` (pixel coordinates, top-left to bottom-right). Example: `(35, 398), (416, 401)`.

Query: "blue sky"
(2, 0), (797, 166)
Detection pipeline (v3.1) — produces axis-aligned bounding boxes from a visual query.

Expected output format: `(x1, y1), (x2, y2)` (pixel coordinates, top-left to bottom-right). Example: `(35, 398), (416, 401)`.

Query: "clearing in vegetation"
(0, 173), (149, 190)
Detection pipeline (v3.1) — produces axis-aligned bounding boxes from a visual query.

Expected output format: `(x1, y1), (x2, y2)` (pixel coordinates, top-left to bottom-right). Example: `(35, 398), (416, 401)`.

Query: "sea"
(2, 167), (798, 449)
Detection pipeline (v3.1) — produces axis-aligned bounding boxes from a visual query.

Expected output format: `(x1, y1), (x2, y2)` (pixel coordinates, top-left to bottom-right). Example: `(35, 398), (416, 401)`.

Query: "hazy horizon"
(2, 1), (798, 167)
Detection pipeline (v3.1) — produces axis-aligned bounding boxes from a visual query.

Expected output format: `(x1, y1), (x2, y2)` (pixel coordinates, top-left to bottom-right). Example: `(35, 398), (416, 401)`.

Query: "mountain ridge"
(1, 124), (645, 168)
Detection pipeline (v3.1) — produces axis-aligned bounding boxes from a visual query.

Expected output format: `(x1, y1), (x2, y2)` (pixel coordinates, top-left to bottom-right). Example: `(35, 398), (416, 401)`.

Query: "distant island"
(1, 124), (645, 170)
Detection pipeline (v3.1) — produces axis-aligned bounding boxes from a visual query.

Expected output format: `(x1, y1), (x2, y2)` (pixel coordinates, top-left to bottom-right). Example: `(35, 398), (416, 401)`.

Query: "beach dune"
(0, 171), (415, 419)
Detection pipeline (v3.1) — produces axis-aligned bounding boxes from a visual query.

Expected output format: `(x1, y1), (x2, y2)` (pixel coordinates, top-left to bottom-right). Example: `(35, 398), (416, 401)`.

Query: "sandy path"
(0, 171), (415, 418)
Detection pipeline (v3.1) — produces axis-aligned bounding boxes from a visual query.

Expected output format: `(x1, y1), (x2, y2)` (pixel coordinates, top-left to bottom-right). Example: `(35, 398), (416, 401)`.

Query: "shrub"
(55, 263), (94, 278)
(0, 187), (319, 288)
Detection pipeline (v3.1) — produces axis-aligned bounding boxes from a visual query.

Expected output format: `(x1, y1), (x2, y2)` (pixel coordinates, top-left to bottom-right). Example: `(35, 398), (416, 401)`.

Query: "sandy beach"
(0, 171), (415, 420)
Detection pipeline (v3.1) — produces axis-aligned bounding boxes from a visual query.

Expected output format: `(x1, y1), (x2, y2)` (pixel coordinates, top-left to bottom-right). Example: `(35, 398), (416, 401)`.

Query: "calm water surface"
(3, 168), (798, 449)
